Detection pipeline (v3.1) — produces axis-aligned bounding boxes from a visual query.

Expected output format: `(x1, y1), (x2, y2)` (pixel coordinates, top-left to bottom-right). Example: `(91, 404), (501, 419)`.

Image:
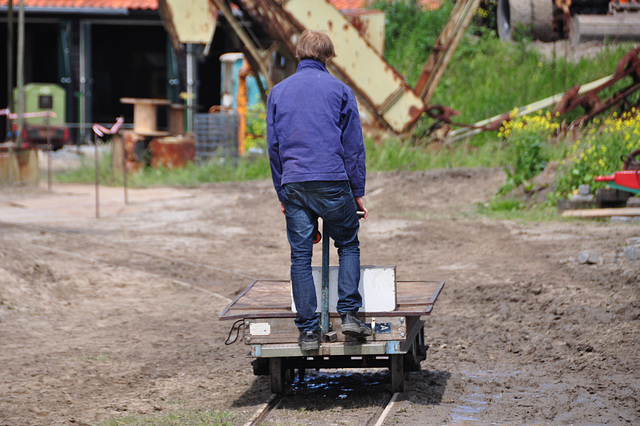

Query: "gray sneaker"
(340, 312), (372, 337)
(298, 328), (321, 351)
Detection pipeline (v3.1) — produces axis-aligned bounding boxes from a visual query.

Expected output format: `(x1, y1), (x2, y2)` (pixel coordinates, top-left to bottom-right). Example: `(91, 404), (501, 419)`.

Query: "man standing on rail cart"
(267, 30), (372, 351)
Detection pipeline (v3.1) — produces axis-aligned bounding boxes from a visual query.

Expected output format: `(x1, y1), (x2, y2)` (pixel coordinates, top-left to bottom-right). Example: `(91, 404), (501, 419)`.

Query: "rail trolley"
(219, 220), (445, 393)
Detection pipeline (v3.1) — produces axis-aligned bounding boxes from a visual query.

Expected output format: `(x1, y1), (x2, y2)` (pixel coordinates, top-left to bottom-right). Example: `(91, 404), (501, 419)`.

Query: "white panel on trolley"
(291, 265), (397, 313)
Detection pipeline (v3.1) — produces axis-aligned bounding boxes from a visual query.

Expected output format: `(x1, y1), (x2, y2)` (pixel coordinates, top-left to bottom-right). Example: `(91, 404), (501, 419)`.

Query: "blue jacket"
(267, 59), (366, 202)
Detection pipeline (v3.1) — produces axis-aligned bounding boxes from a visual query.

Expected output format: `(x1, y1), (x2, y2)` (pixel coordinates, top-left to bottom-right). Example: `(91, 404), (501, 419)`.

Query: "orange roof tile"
(0, 0), (157, 10)
(0, 0), (440, 13)
(330, 0), (441, 10)
(330, 0), (367, 10)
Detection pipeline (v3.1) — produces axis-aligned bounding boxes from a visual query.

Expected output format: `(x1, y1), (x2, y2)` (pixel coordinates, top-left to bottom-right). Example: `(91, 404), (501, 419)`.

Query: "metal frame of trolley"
(220, 220), (445, 393)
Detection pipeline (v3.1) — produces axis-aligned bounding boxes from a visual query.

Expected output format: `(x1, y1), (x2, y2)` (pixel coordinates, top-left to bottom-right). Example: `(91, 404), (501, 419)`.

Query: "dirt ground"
(1, 165), (639, 425)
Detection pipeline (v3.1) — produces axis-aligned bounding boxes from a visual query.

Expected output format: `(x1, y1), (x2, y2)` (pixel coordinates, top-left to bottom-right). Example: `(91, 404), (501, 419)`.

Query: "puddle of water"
(449, 369), (514, 422)
(449, 389), (491, 423)
(291, 369), (387, 395)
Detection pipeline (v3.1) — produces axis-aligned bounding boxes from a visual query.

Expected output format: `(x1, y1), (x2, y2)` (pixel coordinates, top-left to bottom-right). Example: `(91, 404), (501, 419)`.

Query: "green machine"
(13, 83), (69, 149)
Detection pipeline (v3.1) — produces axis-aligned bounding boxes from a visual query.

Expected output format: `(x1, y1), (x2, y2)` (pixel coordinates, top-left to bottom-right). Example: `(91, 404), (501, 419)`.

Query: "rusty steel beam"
(414, 0), (482, 105)
(572, 81), (640, 127)
(234, 0), (394, 128)
(210, 0), (274, 91)
(212, 0), (426, 134)
(553, 47), (640, 123)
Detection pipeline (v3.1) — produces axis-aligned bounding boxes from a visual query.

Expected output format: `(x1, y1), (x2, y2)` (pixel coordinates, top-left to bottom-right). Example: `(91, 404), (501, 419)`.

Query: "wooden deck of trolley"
(220, 279), (445, 392)
(220, 279), (445, 321)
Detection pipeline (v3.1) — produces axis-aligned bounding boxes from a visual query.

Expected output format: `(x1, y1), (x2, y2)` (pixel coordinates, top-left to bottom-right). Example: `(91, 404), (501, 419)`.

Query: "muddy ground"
(0, 165), (639, 425)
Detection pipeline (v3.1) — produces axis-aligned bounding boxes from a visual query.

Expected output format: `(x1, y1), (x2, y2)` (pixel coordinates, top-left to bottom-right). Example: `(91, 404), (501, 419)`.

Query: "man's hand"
(355, 197), (368, 219)
(281, 201), (286, 215)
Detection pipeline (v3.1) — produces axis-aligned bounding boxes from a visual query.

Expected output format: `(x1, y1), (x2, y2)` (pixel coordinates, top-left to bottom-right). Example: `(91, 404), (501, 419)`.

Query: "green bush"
(552, 109), (640, 201)
(245, 104), (267, 153)
(497, 112), (558, 194)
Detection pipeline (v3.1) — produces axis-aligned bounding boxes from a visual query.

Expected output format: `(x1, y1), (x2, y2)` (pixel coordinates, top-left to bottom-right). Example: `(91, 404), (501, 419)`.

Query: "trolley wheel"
(403, 346), (421, 372)
(269, 357), (286, 394)
(252, 358), (269, 376)
(390, 354), (405, 393)
(404, 326), (427, 372)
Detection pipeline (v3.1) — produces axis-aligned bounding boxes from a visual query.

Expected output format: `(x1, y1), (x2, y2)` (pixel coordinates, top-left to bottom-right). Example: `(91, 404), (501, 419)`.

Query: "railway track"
(243, 389), (400, 426)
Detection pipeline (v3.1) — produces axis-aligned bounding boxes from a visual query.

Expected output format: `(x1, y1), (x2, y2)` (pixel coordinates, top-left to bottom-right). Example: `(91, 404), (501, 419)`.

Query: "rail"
(243, 390), (400, 426)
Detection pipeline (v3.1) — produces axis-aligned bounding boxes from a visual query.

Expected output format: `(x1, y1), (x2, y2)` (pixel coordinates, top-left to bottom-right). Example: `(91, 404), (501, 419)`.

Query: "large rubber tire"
(497, 0), (533, 41)
(532, 0), (555, 41)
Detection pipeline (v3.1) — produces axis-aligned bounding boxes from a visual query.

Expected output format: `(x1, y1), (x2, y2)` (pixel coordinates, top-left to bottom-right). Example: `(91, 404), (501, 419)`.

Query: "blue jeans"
(281, 181), (362, 333)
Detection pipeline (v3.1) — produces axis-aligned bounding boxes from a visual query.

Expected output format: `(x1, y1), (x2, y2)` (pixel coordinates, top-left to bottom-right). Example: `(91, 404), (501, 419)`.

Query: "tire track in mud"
(23, 241), (232, 304)
(0, 221), (255, 301)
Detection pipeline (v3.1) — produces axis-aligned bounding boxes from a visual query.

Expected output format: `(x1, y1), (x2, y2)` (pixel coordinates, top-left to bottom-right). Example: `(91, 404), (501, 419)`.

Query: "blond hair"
(295, 30), (336, 64)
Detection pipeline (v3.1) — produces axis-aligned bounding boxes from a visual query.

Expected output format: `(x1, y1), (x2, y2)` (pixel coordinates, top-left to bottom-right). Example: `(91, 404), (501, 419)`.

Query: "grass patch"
(365, 137), (509, 171)
(52, 153), (271, 187)
(72, 353), (114, 363)
(484, 197), (523, 212)
(474, 199), (562, 221)
(53, 137), (511, 188)
(373, 0), (637, 133)
(101, 408), (236, 426)
(85, 353), (113, 363)
(364, 2), (636, 205)
(433, 37), (634, 126)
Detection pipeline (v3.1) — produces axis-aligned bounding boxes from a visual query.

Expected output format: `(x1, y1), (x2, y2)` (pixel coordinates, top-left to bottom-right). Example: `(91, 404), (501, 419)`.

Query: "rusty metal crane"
(159, 0), (640, 142)
(164, 0), (481, 135)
